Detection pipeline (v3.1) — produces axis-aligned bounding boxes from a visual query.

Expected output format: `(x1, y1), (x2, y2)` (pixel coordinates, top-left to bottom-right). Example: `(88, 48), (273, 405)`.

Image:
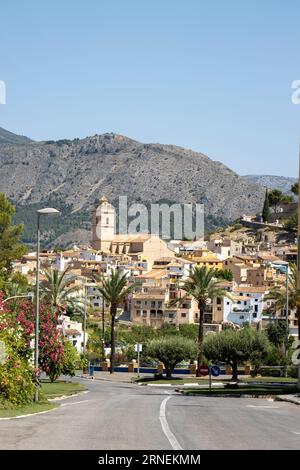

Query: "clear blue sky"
(0, 0), (299, 177)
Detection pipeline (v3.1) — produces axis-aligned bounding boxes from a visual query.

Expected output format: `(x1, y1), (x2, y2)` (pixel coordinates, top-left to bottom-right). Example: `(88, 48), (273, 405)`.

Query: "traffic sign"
(210, 365), (221, 377)
(199, 365), (209, 376)
(135, 343), (142, 353)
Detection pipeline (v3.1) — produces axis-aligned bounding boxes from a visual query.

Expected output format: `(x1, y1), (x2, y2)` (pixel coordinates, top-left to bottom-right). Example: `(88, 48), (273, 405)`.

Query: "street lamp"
(34, 208), (60, 402)
(3, 293), (34, 303)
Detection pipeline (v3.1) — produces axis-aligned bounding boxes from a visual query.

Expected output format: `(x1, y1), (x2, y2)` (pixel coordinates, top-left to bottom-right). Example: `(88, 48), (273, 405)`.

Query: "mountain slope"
(0, 127), (33, 145)
(243, 175), (296, 194)
(0, 130), (266, 246)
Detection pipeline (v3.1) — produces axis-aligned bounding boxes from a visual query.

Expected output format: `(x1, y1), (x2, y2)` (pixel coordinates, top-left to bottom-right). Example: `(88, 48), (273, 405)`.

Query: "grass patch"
(41, 380), (86, 398)
(0, 401), (57, 418)
(243, 377), (297, 384)
(181, 385), (299, 397)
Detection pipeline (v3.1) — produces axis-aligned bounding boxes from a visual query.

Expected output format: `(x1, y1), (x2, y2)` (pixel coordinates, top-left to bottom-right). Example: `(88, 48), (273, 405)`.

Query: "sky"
(0, 0), (299, 177)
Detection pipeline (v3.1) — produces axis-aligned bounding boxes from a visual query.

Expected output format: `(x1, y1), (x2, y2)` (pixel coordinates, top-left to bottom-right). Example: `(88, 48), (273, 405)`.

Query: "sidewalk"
(77, 371), (143, 383)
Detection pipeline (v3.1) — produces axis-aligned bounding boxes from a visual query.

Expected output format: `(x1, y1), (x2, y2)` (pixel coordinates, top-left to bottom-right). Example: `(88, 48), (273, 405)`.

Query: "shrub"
(60, 340), (79, 378)
(0, 323), (34, 407)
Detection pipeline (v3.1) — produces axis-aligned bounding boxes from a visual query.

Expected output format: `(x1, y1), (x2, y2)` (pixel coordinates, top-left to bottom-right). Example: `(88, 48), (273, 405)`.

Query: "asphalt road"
(0, 379), (300, 450)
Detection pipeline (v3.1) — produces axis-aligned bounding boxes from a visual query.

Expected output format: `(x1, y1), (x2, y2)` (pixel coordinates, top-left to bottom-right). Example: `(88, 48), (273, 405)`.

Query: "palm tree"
(170, 266), (232, 376)
(95, 270), (137, 374)
(41, 267), (83, 313)
(265, 263), (300, 340)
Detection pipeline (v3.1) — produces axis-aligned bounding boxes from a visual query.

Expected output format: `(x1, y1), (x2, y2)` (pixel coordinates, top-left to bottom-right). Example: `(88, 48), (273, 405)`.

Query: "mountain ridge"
(0, 128), (279, 247)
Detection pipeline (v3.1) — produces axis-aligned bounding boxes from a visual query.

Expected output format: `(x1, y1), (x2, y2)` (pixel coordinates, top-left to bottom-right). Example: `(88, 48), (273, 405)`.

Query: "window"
(136, 309), (141, 316)
(181, 313), (187, 318)
(217, 298), (222, 305)
(253, 312), (257, 318)
(239, 315), (244, 320)
(106, 217), (109, 224)
(142, 310), (147, 317)
(254, 305), (258, 313)
(136, 300), (141, 305)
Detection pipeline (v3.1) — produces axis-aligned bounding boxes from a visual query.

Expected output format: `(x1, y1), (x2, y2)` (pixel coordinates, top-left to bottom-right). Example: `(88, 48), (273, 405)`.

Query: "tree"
(60, 339), (79, 378)
(0, 193), (26, 289)
(283, 213), (297, 231)
(291, 181), (298, 196)
(262, 188), (270, 222)
(41, 267), (83, 313)
(170, 266), (231, 376)
(203, 328), (270, 380)
(266, 321), (286, 347)
(265, 263), (300, 340)
(268, 189), (293, 213)
(95, 271), (136, 374)
(146, 336), (197, 378)
(215, 269), (233, 281)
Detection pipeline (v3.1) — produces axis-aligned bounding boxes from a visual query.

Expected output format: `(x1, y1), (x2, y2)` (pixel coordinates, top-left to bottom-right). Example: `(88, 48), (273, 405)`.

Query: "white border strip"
(159, 395), (183, 450)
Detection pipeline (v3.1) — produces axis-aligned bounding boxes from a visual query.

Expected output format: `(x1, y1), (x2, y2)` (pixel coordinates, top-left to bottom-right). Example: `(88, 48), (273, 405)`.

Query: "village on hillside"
(9, 189), (299, 362)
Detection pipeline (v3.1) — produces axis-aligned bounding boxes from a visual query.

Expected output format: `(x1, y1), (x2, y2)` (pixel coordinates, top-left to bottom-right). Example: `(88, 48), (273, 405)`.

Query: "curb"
(274, 396), (300, 406)
(76, 374), (134, 384)
(48, 390), (89, 402)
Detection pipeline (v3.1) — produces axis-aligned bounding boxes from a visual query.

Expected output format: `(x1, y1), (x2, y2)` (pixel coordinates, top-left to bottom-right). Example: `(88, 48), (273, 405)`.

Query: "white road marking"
(292, 432), (300, 435)
(159, 395), (183, 451)
(61, 400), (91, 408)
(246, 405), (279, 409)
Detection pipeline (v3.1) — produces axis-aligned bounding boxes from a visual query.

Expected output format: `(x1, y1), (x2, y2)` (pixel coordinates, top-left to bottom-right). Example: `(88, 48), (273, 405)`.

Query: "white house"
(223, 286), (267, 326)
(57, 314), (88, 354)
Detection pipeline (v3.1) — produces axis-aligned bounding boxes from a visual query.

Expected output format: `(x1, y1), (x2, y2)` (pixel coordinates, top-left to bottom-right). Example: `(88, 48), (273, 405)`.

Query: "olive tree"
(146, 336), (198, 378)
(203, 328), (271, 380)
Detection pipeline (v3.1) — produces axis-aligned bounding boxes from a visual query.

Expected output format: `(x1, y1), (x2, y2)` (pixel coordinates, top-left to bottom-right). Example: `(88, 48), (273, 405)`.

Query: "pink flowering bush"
(0, 295), (34, 406)
(0, 294), (66, 405)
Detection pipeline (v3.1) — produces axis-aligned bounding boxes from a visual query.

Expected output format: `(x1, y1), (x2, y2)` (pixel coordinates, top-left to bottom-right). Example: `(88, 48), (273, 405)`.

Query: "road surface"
(0, 379), (300, 450)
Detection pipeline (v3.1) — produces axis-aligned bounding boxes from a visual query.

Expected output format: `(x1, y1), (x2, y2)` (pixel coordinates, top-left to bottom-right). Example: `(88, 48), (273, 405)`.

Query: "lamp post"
(297, 146), (300, 390)
(34, 208), (60, 402)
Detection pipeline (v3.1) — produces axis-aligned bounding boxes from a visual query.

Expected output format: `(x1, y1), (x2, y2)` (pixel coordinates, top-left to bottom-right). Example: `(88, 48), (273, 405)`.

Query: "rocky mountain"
(243, 175), (296, 194)
(0, 127), (33, 146)
(0, 129), (266, 247)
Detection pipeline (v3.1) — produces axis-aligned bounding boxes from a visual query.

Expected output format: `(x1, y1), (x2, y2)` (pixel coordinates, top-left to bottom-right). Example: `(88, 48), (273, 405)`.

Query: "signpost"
(135, 343), (142, 376)
(209, 365), (220, 392)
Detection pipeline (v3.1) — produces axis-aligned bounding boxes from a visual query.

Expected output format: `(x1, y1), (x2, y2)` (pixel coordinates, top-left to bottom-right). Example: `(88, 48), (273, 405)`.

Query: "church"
(91, 196), (173, 269)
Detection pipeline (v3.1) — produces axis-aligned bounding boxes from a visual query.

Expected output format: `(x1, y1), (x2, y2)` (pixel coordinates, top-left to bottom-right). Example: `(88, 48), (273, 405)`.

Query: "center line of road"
(159, 395), (183, 451)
